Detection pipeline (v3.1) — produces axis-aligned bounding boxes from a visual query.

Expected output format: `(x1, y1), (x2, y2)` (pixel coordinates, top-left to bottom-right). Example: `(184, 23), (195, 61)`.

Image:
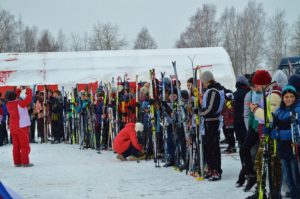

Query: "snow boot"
(209, 170), (222, 181)
(14, 164), (22, 167)
(117, 154), (126, 161)
(203, 168), (213, 179)
(128, 155), (138, 161)
(22, 163), (34, 167)
(244, 175), (256, 192)
(235, 168), (246, 187)
(223, 146), (237, 154)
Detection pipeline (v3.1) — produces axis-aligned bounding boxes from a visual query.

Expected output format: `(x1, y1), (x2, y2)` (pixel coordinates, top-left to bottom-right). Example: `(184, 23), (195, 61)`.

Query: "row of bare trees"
(1, 0), (300, 74)
(0, 8), (157, 53)
(176, 1), (300, 74)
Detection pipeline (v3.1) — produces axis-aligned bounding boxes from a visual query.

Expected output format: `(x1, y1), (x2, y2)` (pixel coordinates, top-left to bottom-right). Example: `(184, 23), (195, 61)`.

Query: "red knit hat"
(252, 70), (272, 85)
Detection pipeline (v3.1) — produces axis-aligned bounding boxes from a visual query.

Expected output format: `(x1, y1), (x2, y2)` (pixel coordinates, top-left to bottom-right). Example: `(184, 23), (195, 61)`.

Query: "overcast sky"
(1, 0), (299, 48)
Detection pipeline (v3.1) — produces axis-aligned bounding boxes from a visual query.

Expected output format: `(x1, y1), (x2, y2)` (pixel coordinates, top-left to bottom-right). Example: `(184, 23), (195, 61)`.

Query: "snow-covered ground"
(0, 143), (254, 199)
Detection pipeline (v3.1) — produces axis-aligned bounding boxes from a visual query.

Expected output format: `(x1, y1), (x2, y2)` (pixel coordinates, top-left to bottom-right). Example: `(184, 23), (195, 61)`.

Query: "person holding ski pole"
(272, 85), (300, 199)
(246, 70), (282, 199)
(199, 71), (225, 181)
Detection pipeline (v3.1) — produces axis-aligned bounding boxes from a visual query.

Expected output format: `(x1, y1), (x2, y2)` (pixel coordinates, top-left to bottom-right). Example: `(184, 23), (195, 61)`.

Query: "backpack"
(202, 88), (225, 114)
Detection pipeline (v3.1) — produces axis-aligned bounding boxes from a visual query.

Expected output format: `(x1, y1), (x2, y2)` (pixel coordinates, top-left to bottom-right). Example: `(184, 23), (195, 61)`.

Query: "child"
(222, 92), (236, 153)
(272, 85), (300, 199)
(5, 86), (33, 167)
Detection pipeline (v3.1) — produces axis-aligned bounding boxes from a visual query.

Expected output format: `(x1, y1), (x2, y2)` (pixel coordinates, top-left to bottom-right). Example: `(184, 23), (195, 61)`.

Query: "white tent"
(0, 47), (236, 91)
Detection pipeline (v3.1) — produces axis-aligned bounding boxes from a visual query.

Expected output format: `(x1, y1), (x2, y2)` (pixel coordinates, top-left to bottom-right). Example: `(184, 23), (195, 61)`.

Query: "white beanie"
(135, 122), (144, 133)
(272, 70), (288, 89)
(200, 71), (214, 84)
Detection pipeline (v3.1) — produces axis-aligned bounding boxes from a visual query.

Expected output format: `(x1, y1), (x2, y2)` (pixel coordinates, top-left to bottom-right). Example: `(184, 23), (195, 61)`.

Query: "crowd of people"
(1, 68), (300, 199)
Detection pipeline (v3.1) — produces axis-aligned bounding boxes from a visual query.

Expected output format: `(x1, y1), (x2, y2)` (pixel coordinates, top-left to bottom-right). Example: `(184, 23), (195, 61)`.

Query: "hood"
(272, 70), (288, 88)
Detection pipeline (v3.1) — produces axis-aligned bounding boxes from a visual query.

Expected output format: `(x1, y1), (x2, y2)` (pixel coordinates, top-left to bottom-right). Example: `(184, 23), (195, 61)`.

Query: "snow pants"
(10, 127), (31, 165)
(204, 120), (222, 174)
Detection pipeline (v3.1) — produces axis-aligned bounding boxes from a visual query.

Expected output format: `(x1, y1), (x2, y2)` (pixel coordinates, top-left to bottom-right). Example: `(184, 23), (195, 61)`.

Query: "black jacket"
(200, 82), (224, 120)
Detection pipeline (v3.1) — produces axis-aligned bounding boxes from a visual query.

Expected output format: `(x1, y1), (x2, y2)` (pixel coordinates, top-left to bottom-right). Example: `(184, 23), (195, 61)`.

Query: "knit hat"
(236, 75), (249, 86)
(252, 70), (272, 85)
(181, 90), (189, 100)
(200, 71), (214, 84)
(288, 74), (300, 93)
(5, 90), (16, 101)
(282, 85), (297, 97)
(272, 70), (288, 88)
(135, 122), (144, 133)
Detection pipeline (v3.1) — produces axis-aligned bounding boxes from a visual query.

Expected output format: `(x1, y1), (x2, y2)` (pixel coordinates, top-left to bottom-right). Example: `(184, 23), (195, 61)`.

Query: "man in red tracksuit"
(113, 122), (143, 161)
(6, 86), (33, 167)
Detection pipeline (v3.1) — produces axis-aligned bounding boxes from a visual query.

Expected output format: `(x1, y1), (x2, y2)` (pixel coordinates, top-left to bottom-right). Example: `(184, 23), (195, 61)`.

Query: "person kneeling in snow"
(113, 122), (144, 161)
(5, 86), (33, 167)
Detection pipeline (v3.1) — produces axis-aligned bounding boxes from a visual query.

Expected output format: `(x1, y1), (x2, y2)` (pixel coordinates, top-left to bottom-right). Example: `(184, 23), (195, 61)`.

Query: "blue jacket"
(272, 100), (300, 159)
(1, 103), (8, 123)
(272, 100), (300, 141)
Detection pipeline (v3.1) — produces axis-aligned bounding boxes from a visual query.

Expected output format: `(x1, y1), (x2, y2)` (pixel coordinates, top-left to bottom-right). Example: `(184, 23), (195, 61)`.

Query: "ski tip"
(195, 177), (204, 181)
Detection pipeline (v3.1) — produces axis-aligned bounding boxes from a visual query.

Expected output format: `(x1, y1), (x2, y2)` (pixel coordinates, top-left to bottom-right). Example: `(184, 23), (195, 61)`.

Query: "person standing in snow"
(113, 122), (144, 161)
(35, 92), (45, 143)
(246, 70), (282, 199)
(5, 86), (33, 167)
(199, 71), (225, 181)
(233, 75), (251, 187)
(272, 85), (300, 199)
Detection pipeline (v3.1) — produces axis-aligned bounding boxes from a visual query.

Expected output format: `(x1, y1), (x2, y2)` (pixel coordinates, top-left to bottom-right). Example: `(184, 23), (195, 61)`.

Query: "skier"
(0, 96), (8, 144)
(234, 75), (251, 187)
(240, 74), (261, 192)
(199, 71), (225, 181)
(247, 70), (282, 199)
(76, 91), (89, 149)
(0, 101), (4, 146)
(222, 91), (236, 153)
(5, 86), (33, 167)
(113, 122), (144, 161)
(94, 92), (104, 151)
(50, 90), (64, 143)
(272, 85), (300, 199)
(35, 92), (45, 143)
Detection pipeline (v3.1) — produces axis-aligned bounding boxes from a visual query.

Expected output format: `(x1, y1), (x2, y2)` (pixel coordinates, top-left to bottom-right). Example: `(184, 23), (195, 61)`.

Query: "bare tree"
(23, 26), (38, 52)
(176, 3), (219, 48)
(238, 0), (266, 74)
(219, 7), (241, 76)
(266, 10), (289, 72)
(89, 22), (127, 50)
(70, 32), (83, 51)
(133, 27), (157, 49)
(14, 15), (25, 52)
(69, 32), (89, 51)
(56, 29), (67, 51)
(0, 7), (16, 52)
(37, 30), (58, 52)
(290, 15), (300, 55)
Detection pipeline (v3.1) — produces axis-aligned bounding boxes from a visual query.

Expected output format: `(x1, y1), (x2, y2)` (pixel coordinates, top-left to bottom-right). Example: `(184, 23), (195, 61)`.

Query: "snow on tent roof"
(0, 47), (236, 91)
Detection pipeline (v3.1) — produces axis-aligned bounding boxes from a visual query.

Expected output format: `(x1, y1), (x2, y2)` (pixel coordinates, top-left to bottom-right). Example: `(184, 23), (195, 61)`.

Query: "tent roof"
(0, 47), (236, 90)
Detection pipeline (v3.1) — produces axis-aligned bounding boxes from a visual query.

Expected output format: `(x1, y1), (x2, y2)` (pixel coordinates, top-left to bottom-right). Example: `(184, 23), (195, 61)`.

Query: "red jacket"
(6, 88), (32, 131)
(113, 122), (142, 154)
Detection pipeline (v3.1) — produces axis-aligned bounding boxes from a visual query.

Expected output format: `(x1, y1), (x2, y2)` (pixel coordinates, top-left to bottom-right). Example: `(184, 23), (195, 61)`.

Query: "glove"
(262, 126), (270, 135)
